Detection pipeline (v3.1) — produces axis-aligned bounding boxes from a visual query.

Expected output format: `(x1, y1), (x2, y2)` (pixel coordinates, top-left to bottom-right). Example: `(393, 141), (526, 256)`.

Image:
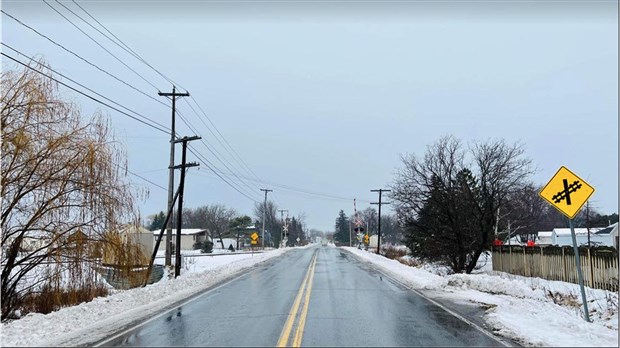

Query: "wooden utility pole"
(260, 189), (272, 249)
(144, 187), (180, 287)
(278, 209), (288, 246)
(371, 189), (390, 255)
(158, 86), (189, 267)
(171, 135), (200, 278)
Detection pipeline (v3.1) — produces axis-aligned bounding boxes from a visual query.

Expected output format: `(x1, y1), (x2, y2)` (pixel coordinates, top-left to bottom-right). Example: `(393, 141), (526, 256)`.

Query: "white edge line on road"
(341, 248), (513, 348)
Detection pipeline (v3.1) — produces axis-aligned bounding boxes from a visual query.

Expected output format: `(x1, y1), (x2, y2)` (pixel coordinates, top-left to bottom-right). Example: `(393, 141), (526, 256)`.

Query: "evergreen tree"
(148, 211), (166, 231)
(334, 210), (350, 245)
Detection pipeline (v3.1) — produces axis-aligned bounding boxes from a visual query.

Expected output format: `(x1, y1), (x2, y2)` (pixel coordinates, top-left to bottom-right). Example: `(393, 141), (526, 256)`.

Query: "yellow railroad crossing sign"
(251, 232), (259, 241)
(539, 166), (595, 219)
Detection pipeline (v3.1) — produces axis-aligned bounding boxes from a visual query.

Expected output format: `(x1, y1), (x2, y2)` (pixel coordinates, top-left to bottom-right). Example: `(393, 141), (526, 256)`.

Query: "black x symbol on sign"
(552, 179), (582, 205)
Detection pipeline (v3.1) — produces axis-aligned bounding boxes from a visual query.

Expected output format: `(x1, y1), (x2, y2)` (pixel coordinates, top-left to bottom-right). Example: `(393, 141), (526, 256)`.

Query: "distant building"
(536, 223), (617, 248)
(594, 222), (619, 249)
(213, 238), (238, 250)
(152, 228), (209, 251)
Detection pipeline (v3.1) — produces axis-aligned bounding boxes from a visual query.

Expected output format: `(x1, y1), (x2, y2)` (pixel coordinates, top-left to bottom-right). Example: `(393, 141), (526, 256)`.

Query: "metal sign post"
(539, 166), (594, 323)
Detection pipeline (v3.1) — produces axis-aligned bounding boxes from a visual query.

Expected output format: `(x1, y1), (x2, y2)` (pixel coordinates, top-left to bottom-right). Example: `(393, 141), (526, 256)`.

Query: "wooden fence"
(492, 246), (619, 292)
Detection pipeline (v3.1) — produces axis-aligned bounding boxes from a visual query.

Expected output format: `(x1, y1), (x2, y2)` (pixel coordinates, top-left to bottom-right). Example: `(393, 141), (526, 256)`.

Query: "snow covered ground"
(1, 244), (617, 347)
(345, 246), (618, 347)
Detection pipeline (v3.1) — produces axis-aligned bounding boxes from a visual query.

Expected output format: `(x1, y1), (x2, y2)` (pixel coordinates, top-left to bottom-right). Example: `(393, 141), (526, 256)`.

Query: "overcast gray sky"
(3, 0), (618, 231)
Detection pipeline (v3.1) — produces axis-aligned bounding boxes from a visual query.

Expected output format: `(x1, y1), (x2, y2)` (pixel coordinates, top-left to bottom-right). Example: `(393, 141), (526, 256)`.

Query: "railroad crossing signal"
(539, 166), (594, 219)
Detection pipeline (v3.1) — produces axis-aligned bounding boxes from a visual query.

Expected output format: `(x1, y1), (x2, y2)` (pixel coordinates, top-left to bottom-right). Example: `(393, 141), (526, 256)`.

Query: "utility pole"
(260, 189), (272, 249)
(158, 86), (189, 267)
(171, 135), (200, 278)
(278, 209), (288, 247)
(371, 189), (391, 255)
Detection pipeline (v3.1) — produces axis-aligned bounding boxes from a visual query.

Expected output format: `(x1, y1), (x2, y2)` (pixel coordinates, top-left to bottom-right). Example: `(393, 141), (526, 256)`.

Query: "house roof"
(119, 225), (151, 234)
(552, 227), (605, 235)
(595, 222), (618, 235)
(151, 228), (208, 235)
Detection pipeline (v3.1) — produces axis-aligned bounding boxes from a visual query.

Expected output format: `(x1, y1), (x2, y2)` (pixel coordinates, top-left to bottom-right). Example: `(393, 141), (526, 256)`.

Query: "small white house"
(152, 228), (209, 251)
(536, 224), (617, 248)
(213, 238), (238, 250)
(537, 231), (555, 245)
(593, 222), (618, 249)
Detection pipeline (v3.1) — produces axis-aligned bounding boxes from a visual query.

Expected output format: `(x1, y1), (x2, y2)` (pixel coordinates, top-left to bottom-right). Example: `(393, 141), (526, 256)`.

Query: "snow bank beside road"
(1, 248), (289, 347)
(344, 247), (618, 347)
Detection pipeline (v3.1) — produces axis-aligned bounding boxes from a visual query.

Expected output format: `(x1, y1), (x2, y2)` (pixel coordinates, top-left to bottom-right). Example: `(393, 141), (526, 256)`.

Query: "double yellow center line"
(277, 251), (318, 347)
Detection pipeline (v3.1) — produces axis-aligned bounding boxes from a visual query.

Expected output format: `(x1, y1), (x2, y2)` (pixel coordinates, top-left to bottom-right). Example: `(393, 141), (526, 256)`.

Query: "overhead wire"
(2, 52), (170, 134)
(7, 4), (364, 212)
(119, 164), (168, 191)
(2, 43), (170, 132)
(4, 7), (262, 205)
(175, 109), (262, 199)
(186, 97), (267, 186)
(184, 163), (370, 204)
(178, 103), (262, 193)
(186, 146), (261, 204)
(43, 0), (161, 91)
(70, 0), (183, 88)
(0, 9), (169, 109)
(45, 2), (269, 204)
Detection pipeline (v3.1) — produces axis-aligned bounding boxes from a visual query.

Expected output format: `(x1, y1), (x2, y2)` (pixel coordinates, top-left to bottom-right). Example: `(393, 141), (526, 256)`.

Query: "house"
(118, 225), (153, 259)
(594, 222), (619, 249)
(151, 228), (209, 251)
(536, 224), (616, 248)
(213, 238), (238, 251)
(537, 231), (555, 245)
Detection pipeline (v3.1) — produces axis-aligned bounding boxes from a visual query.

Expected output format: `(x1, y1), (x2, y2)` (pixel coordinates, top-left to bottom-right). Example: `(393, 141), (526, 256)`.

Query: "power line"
(2, 52), (170, 134)
(187, 165), (371, 204)
(2, 43), (170, 132)
(181, 99), (253, 179)
(36, 2), (267, 201)
(186, 97), (266, 186)
(70, 0), (183, 88)
(0, 9), (169, 108)
(186, 146), (261, 203)
(118, 164), (168, 191)
(43, 0), (161, 91)
(175, 109), (260, 197)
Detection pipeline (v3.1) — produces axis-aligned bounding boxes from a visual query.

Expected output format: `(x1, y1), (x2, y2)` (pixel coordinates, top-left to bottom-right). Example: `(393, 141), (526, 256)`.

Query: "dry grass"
(19, 283), (108, 315)
(381, 245), (409, 260)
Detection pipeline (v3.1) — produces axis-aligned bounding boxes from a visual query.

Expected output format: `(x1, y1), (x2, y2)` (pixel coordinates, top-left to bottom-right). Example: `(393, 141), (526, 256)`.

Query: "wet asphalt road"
(99, 246), (507, 347)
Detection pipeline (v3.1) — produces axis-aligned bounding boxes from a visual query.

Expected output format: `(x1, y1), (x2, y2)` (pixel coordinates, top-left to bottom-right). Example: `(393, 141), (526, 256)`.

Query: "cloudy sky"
(3, 0), (617, 232)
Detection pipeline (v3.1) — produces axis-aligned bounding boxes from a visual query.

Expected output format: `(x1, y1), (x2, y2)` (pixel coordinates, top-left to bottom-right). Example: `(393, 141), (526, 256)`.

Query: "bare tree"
(467, 139), (534, 272)
(185, 205), (236, 249)
(1, 61), (140, 320)
(254, 201), (281, 247)
(391, 135), (533, 273)
(359, 207), (378, 236)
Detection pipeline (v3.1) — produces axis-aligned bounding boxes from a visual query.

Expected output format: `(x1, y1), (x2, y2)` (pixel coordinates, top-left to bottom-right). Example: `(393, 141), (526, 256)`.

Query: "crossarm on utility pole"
(158, 86), (190, 268)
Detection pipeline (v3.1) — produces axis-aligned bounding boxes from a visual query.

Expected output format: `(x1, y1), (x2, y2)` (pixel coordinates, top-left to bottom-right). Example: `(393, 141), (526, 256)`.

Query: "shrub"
(381, 245), (409, 260)
(201, 241), (214, 254)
